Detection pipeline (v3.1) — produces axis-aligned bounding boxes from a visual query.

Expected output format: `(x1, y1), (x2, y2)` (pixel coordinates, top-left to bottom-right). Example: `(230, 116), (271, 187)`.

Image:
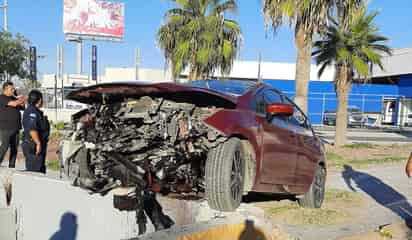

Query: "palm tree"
(263, 0), (332, 113)
(157, 0), (242, 81)
(313, 9), (392, 146)
(263, 0), (364, 114)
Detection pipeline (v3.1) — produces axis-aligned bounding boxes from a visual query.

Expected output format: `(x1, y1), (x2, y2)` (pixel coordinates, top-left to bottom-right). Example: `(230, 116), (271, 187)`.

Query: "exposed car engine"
(61, 95), (228, 234)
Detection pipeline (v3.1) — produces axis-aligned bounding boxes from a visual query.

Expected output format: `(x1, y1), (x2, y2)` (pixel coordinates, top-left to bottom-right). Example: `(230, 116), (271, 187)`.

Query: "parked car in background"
(405, 114), (412, 127)
(323, 106), (367, 127)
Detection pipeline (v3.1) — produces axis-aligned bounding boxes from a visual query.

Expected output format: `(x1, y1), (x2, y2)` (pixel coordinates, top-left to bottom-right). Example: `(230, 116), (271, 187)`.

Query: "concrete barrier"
(12, 173), (140, 240)
(10, 172), (273, 240)
(0, 208), (16, 240)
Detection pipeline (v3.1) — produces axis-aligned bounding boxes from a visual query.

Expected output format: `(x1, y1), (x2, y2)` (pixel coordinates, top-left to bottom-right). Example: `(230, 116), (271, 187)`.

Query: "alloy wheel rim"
(313, 167), (326, 206)
(230, 150), (243, 202)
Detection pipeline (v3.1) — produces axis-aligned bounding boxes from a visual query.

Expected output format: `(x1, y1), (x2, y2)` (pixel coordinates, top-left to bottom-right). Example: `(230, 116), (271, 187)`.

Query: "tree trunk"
(334, 66), (351, 146)
(294, 23), (312, 114)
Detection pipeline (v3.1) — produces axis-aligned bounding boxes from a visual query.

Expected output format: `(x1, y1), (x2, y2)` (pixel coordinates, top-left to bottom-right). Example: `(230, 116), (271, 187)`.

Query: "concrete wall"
(43, 108), (80, 123)
(9, 172), (267, 240)
(399, 75), (412, 98)
(12, 173), (141, 240)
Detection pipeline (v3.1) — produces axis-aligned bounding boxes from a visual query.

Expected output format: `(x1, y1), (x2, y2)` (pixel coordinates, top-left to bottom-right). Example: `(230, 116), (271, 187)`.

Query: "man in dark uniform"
(22, 90), (50, 173)
(0, 82), (26, 168)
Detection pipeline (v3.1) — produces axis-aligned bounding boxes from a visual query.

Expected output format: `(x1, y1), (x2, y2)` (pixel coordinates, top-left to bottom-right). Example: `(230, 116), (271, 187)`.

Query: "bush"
(53, 121), (66, 131)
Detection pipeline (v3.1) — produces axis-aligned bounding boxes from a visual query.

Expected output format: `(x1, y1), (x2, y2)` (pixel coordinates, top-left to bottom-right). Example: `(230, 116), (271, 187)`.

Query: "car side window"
(263, 90), (283, 105)
(249, 89), (283, 115)
(284, 98), (310, 130)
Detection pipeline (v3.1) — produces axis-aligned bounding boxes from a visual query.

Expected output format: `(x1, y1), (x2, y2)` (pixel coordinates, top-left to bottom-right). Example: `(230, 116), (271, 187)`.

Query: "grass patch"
(265, 202), (348, 225)
(326, 152), (345, 168)
(46, 159), (60, 171)
(325, 188), (359, 202)
(328, 156), (406, 169)
(344, 143), (376, 149)
(326, 151), (406, 169)
(49, 131), (64, 141)
(263, 189), (362, 226)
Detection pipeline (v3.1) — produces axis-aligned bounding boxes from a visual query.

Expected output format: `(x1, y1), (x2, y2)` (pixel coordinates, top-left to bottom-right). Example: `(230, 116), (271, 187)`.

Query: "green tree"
(263, 0), (331, 113)
(263, 0), (364, 114)
(157, 0), (241, 81)
(313, 9), (392, 146)
(0, 31), (30, 81)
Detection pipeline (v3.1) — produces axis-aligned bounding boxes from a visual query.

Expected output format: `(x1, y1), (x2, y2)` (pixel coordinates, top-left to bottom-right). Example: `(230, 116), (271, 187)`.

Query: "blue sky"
(6, 0), (412, 75)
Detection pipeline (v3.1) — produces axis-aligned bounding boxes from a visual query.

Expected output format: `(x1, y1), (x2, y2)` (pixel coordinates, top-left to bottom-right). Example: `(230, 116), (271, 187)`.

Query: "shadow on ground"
(342, 165), (412, 227)
(50, 212), (78, 240)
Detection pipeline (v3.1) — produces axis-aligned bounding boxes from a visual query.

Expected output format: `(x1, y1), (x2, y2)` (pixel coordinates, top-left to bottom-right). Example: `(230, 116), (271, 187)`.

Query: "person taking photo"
(0, 82), (26, 168)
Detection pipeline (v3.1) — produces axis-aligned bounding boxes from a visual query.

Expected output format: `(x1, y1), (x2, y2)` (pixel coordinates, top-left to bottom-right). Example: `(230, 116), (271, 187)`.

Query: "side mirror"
(266, 103), (294, 117)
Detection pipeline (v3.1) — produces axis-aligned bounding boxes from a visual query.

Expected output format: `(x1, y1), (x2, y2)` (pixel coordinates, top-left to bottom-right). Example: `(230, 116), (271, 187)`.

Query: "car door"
(283, 97), (322, 185)
(256, 89), (298, 185)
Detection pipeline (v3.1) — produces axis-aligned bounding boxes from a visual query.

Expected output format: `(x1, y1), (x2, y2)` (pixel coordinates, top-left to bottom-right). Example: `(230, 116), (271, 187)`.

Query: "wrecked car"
(59, 81), (327, 234)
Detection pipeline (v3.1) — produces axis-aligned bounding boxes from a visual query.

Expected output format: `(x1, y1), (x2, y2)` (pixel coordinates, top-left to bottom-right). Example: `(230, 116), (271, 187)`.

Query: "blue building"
(187, 48), (412, 127)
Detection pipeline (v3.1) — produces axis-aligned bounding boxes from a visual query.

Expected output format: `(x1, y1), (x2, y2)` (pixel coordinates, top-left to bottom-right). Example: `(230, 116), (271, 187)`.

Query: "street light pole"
(0, 0), (7, 31)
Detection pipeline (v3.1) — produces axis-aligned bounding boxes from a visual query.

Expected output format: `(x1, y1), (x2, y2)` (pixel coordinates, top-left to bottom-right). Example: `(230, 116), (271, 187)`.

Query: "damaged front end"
(60, 92), (230, 234)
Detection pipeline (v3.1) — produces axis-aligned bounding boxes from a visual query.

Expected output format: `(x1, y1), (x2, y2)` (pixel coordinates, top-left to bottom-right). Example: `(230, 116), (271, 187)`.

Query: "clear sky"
(6, 0), (412, 76)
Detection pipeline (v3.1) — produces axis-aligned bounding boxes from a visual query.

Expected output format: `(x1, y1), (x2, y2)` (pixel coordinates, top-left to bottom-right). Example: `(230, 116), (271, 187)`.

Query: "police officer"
(22, 90), (50, 173)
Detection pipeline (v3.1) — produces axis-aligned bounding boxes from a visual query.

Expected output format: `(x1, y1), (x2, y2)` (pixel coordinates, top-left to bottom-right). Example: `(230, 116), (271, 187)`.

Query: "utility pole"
(76, 40), (83, 75)
(257, 52), (262, 84)
(1, 0), (8, 31)
(57, 45), (64, 108)
(135, 48), (140, 81)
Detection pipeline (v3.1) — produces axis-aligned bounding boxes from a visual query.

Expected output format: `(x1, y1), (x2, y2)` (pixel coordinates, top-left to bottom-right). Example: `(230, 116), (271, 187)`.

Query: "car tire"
(205, 137), (245, 212)
(298, 164), (326, 208)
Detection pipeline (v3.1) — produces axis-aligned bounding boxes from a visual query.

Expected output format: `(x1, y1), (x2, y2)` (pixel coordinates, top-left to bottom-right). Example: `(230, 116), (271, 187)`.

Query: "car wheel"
(205, 137), (245, 211)
(298, 164), (326, 208)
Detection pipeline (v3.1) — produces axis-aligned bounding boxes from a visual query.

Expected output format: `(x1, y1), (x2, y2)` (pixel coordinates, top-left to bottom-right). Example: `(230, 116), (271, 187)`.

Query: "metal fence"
(283, 91), (412, 128)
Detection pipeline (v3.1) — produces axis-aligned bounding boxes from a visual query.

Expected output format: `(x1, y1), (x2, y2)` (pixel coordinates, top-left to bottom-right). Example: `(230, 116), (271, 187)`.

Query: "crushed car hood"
(67, 82), (238, 108)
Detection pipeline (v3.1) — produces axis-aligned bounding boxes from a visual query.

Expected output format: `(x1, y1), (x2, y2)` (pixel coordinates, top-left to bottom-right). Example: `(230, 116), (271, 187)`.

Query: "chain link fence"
(283, 91), (412, 128)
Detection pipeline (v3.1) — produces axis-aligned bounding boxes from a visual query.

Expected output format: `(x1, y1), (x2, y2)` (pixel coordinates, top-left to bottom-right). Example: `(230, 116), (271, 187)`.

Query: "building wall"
(264, 80), (400, 124)
(399, 75), (412, 97)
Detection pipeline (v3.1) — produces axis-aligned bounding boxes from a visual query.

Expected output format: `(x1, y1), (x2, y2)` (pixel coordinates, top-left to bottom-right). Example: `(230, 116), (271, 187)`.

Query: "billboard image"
(63, 0), (125, 41)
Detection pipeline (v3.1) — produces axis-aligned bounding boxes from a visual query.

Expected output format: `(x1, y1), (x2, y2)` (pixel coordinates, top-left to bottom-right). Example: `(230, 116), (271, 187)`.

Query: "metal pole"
(321, 93), (326, 126)
(362, 95), (365, 114)
(58, 45), (64, 108)
(135, 48), (140, 81)
(54, 74), (58, 119)
(257, 52), (262, 83)
(76, 40), (83, 75)
(3, 0), (7, 31)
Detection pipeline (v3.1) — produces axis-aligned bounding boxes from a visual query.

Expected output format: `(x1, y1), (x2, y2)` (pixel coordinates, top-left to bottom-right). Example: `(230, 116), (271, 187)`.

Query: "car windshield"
(348, 107), (361, 113)
(188, 80), (256, 96)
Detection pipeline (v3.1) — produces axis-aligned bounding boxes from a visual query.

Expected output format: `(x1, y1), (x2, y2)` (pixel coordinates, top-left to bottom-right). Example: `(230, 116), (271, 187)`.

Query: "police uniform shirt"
(23, 105), (49, 141)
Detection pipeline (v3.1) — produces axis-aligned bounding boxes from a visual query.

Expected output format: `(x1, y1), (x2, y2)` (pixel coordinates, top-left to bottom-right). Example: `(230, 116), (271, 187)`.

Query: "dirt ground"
(338, 221), (412, 240)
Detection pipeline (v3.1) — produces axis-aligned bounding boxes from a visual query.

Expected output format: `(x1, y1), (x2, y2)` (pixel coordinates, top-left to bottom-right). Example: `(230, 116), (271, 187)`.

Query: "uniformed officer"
(22, 90), (50, 173)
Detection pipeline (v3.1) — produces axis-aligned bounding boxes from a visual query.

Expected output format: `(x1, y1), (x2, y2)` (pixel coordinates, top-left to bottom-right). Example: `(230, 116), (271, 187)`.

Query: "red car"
(61, 80), (327, 216)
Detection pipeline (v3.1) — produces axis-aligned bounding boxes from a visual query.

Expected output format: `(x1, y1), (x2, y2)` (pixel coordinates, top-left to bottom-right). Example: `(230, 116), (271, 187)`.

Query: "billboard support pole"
(4, 0), (7, 31)
(135, 48), (140, 81)
(57, 45), (64, 108)
(76, 40), (83, 75)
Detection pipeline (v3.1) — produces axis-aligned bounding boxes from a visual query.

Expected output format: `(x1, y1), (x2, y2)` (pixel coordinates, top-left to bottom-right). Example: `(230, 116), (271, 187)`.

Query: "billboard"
(63, 0), (124, 41)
